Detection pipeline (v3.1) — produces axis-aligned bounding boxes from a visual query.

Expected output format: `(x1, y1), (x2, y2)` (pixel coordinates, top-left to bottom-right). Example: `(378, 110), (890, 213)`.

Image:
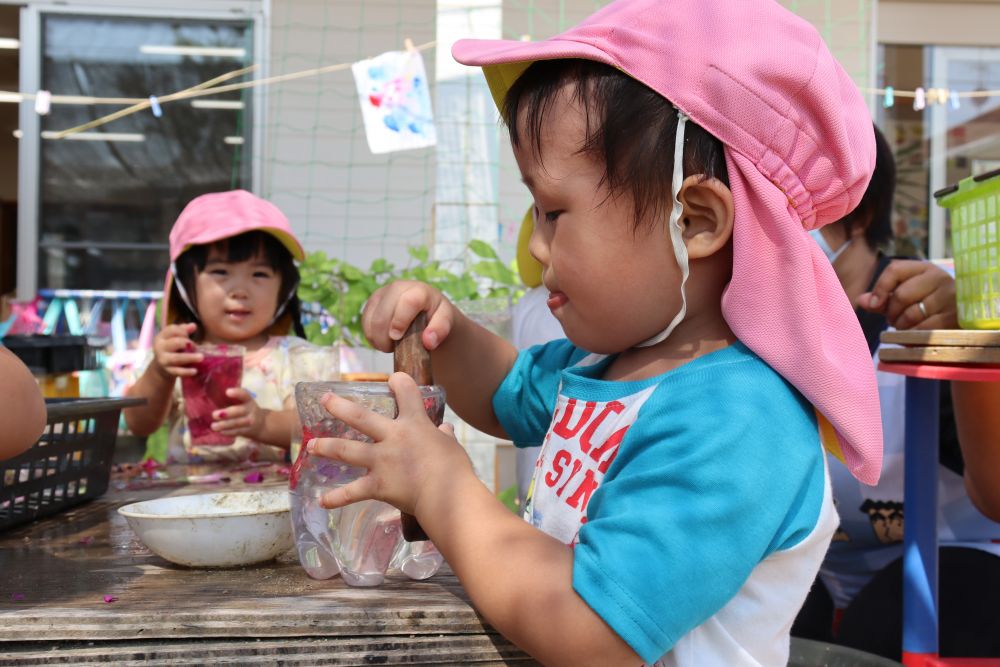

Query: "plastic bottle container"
(290, 380), (446, 586)
(180, 343), (244, 445)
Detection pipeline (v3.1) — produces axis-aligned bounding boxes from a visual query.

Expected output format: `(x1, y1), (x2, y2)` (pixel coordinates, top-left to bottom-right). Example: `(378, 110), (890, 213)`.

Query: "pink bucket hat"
(162, 189), (305, 329)
(454, 0), (882, 484)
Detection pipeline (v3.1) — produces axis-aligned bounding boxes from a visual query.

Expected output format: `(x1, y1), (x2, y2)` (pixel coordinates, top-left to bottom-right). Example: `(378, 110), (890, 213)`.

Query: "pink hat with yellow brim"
(453, 0), (882, 484)
(162, 189), (305, 330)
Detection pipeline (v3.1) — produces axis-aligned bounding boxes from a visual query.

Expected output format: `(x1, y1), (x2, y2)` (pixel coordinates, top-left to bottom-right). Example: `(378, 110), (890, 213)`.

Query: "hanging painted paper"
(352, 49), (437, 154)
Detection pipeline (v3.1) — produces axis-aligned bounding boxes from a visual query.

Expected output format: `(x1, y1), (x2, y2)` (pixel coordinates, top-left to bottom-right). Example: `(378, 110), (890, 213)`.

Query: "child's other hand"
(211, 388), (265, 439)
(151, 323), (203, 378)
(310, 372), (474, 517)
(856, 259), (958, 330)
(362, 281), (456, 352)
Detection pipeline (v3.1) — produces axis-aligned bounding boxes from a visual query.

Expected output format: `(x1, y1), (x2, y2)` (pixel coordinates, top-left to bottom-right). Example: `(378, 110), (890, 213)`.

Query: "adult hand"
(856, 259), (958, 330)
(310, 372), (474, 516)
(151, 322), (203, 378)
(211, 388), (265, 439)
(362, 281), (457, 353)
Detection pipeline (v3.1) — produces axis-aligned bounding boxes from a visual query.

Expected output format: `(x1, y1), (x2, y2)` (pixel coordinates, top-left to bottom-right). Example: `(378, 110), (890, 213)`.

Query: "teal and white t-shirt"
(493, 340), (838, 667)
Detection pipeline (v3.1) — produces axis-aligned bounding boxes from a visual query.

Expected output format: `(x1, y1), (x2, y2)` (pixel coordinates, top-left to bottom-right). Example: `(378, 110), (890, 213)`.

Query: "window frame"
(16, 1), (268, 299)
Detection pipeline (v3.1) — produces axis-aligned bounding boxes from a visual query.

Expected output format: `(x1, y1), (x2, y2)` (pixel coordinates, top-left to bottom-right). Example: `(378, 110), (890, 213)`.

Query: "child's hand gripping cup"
(180, 343), (245, 445)
(290, 380), (446, 587)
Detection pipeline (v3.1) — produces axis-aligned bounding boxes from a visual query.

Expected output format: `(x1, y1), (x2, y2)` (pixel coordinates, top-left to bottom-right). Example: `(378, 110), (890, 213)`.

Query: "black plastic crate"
(2, 335), (105, 374)
(0, 398), (144, 532)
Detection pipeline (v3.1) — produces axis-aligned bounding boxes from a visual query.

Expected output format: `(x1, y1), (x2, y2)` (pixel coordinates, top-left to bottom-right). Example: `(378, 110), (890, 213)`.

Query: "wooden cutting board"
(879, 329), (1000, 364)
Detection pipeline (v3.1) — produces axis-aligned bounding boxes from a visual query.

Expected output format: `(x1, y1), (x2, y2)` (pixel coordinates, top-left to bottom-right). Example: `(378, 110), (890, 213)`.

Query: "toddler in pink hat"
(307, 1), (881, 665)
(125, 190), (323, 464)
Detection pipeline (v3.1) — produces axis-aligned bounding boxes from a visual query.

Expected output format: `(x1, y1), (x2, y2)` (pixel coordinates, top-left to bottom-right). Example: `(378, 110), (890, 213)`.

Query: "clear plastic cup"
(180, 343), (244, 446)
(285, 344), (340, 462)
(290, 380), (446, 586)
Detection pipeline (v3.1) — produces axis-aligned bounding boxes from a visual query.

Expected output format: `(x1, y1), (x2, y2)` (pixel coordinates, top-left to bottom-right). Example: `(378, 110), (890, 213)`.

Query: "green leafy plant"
(298, 242), (521, 347)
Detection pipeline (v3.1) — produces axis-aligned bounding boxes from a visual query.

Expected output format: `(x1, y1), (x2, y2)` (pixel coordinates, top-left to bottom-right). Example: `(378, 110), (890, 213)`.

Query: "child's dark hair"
(839, 124), (895, 251)
(503, 59), (729, 233)
(171, 230), (306, 338)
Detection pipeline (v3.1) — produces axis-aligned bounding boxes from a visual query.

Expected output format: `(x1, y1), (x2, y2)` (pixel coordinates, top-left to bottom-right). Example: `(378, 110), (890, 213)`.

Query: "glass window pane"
(878, 44), (1000, 259)
(39, 14), (254, 290)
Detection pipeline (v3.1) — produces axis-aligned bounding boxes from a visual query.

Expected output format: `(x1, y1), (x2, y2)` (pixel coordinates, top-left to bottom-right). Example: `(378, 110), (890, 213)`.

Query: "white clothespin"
(913, 87), (926, 111)
(951, 90), (961, 110)
(34, 90), (51, 115)
(148, 95), (162, 118)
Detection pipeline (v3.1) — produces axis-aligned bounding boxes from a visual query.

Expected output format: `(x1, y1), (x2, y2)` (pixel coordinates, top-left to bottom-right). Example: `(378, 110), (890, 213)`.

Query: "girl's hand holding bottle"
(211, 387), (267, 440)
(151, 322), (204, 379)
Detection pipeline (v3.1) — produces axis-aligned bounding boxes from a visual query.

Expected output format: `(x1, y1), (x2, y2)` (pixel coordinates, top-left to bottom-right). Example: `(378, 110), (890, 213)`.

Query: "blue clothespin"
(149, 95), (163, 118)
(951, 90), (961, 110)
(883, 86), (894, 109)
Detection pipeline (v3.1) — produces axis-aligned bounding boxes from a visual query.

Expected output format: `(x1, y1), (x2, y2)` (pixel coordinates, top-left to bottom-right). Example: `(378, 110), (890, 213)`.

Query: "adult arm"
(856, 259), (957, 330)
(951, 380), (1000, 522)
(0, 347), (46, 459)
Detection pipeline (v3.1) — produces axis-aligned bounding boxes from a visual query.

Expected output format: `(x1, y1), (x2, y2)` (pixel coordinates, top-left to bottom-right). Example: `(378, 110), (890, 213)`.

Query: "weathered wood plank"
(878, 345), (1000, 364)
(0, 467), (533, 665)
(881, 329), (1000, 348)
(0, 635), (541, 666)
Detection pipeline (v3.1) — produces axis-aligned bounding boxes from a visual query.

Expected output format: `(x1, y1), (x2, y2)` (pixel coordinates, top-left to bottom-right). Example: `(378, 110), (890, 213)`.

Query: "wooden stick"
(394, 312), (432, 541)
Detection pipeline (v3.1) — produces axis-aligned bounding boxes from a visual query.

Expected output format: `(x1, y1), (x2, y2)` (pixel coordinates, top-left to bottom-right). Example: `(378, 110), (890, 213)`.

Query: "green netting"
(261, 0), (872, 284)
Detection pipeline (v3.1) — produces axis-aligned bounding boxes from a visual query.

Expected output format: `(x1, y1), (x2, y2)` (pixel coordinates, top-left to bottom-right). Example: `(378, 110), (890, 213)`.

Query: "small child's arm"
(210, 388), (296, 448)
(311, 373), (640, 667)
(0, 346), (46, 460)
(362, 280), (519, 438)
(124, 323), (202, 437)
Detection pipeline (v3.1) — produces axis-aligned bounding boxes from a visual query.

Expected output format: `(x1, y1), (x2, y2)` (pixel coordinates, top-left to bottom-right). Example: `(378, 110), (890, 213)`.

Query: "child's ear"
(678, 175), (734, 259)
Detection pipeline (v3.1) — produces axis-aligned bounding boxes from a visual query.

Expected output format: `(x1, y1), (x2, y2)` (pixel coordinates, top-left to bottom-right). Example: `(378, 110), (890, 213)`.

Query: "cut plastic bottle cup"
(180, 343), (244, 446)
(289, 380), (446, 586)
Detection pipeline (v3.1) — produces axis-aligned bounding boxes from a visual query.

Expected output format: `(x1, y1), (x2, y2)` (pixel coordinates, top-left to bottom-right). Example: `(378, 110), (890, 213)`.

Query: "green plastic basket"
(935, 168), (1000, 330)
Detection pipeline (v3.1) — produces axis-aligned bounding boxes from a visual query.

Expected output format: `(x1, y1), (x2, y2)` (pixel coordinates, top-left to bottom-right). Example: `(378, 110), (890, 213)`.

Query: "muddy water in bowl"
(118, 490), (293, 567)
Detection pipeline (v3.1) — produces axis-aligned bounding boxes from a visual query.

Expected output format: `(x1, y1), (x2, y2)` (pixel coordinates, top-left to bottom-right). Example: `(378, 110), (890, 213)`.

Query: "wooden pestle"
(393, 312), (432, 542)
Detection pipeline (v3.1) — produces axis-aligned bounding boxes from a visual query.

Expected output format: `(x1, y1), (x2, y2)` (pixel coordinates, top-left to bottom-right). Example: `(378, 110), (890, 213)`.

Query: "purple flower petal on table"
(243, 471), (264, 484)
(140, 459), (159, 478)
(10, 593), (25, 601)
(276, 466), (291, 477)
(103, 595), (118, 604)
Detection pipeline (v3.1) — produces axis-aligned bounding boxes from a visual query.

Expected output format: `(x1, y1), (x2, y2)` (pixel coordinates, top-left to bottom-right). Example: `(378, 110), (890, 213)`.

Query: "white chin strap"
(266, 279), (299, 328)
(636, 110), (690, 348)
(170, 262), (200, 319)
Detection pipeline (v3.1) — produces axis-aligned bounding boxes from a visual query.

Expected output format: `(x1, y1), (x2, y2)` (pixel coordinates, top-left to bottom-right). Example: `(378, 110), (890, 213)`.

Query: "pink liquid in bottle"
(180, 344), (244, 445)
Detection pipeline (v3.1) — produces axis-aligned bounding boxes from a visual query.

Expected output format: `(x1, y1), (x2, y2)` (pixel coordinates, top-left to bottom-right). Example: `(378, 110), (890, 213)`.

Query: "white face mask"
(808, 228), (851, 264)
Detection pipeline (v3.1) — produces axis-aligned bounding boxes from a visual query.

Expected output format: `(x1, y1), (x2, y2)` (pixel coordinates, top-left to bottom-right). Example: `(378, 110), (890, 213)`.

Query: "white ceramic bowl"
(118, 490), (293, 567)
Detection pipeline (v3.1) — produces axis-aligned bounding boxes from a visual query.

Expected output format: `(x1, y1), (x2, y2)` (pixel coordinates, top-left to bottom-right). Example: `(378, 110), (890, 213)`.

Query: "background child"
(309, 1), (881, 665)
(125, 189), (313, 463)
(793, 126), (1000, 659)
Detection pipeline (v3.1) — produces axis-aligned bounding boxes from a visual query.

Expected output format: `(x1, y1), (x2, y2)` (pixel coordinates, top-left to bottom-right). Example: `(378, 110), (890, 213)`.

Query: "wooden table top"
(0, 464), (537, 666)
